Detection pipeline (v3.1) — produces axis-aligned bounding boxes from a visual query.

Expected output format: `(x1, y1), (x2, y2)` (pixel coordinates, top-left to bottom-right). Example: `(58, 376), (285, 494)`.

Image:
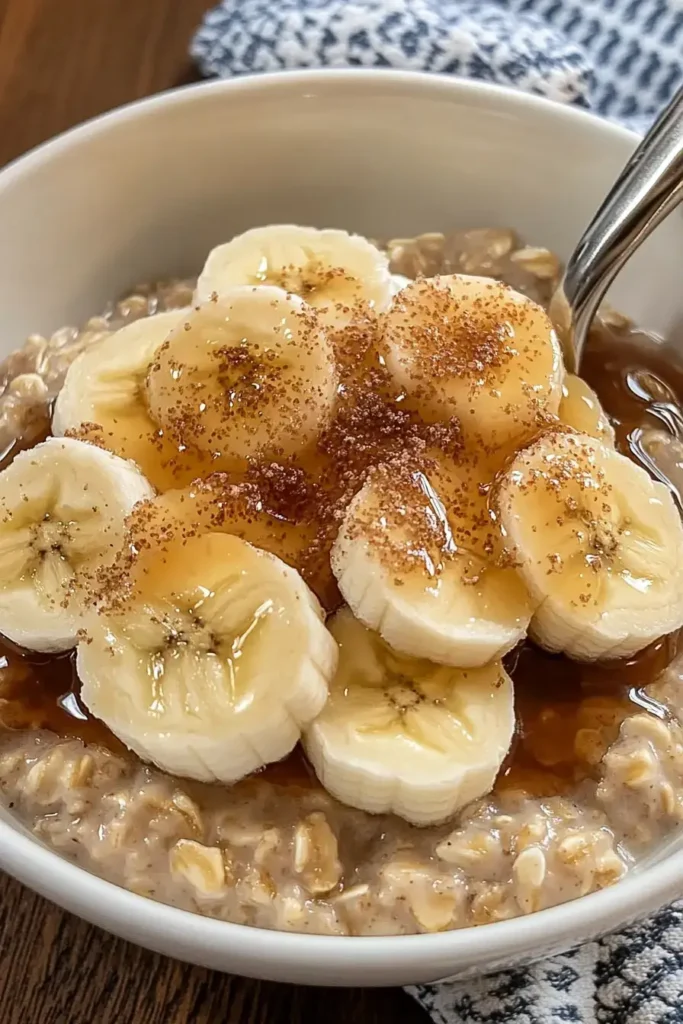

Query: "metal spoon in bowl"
(550, 86), (683, 375)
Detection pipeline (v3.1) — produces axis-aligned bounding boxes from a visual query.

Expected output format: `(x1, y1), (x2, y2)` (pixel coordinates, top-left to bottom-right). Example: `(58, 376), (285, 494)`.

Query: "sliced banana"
(495, 429), (683, 660)
(129, 476), (338, 610)
(390, 273), (412, 295)
(560, 374), (616, 445)
(380, 274), (564, 450)
(303, 608), (515, 826)
(331, 458), (532, 667)
(52, 309), (207, 492)
(195, 225), (393, 326)
(145, 286), (337, 469)
(0, 437), (153, 652)
(78, 531), (337, 783)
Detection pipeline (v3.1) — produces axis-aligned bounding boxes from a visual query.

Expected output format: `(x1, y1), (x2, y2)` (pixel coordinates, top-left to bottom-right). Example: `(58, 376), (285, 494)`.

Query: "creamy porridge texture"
(0, 227), (683, 935)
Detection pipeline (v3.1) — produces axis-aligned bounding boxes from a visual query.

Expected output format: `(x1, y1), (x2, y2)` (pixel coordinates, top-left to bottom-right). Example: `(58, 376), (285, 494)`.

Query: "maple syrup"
(1, 303), (682, 801)
(495, 319), (683, 796)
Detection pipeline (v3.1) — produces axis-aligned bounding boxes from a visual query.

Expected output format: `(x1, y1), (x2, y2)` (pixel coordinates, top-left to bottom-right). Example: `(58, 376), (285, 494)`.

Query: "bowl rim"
(0, 67), (678, 974)
(0, 67), (640, 190)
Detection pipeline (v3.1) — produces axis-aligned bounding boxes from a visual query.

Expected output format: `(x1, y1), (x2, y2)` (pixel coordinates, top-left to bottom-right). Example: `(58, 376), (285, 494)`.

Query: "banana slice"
(195, 225), (393, 326)
(145, 286), (338, 468)
(129, 475), (338, 610)
(52, 309), (207, 492)
(495, 430), (683, 660)
(78, 531), (337, 783)
(381, 275), (564, 450)
(390, 273), (412, 295)
(303, 608), (515, 826)
(331, 458), (532, 667)
(560, 374), (616, 445)
(0, 437), (153, 652)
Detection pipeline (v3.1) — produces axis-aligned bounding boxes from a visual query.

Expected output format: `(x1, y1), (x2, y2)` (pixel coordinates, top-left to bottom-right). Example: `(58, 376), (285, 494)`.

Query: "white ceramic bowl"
(0, 70), (682, 987)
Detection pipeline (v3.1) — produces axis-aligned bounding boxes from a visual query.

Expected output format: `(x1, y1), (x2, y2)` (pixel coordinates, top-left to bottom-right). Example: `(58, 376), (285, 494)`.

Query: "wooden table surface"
(0, 2), (430, 1021)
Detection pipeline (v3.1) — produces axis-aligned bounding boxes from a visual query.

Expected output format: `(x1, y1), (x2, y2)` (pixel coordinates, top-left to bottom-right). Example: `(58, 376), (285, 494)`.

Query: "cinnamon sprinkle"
(87, 276), (565, 611)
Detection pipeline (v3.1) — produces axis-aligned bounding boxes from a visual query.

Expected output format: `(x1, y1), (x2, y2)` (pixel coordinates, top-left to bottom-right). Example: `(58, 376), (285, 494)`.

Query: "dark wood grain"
(0, 2), (429, 1021)
(0, 873), (427, 1024)
(0, 0), (209, 167)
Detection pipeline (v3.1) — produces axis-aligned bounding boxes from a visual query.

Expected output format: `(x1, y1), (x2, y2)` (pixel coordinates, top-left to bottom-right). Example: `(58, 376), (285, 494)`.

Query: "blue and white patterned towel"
(191, 2), (683, 1020)
(192, 0), (683, 132)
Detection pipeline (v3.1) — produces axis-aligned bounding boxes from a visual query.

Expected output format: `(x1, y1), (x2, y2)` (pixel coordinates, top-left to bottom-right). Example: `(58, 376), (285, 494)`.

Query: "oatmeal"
(0, 226), (682, 936)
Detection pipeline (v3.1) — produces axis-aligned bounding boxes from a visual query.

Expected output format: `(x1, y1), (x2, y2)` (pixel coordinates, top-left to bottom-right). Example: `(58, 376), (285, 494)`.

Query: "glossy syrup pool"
(1, 319), (682, 798)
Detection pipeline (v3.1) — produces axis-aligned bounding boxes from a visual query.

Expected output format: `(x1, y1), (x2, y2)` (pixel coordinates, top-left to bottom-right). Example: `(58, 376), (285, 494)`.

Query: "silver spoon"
(551, 86), (683, 374)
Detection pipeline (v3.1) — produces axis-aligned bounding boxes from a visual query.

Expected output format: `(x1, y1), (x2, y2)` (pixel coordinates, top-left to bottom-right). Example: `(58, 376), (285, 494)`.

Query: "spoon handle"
(553, 87), (683, 373)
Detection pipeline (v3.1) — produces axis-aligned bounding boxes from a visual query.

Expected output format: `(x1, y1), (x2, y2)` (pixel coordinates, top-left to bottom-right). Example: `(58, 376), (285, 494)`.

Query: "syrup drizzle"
(0, 316), (681, 798)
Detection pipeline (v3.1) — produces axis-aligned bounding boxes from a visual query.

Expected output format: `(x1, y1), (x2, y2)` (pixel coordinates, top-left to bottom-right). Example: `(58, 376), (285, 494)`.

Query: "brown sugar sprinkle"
(76, 269), (592, 613)
(245, 461), (319, 521)
(383, 277), (521, 387)
(307, 364), (466, 586)
(341, 460), (457, 580)
(328, 310), (379, 374)
(90, 467), (334, 614)
(149, 342), (290, 454)
(259, 261), (354, 296)
(321, 369), (462, 479)
(501, 430), (615, 516)
(64, 422), (111, 451)
(85, 283), (479, 609)
(215, 347), (282, 412)
(144, 299), (334, 466)
(3, 227), (682, 813)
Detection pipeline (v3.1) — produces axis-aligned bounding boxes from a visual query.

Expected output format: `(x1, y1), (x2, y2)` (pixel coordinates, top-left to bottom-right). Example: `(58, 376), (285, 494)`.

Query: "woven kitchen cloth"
(191, 2), (683, 1021)
(191, 0), (683, 131)
(410, 901), (683, 1023)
